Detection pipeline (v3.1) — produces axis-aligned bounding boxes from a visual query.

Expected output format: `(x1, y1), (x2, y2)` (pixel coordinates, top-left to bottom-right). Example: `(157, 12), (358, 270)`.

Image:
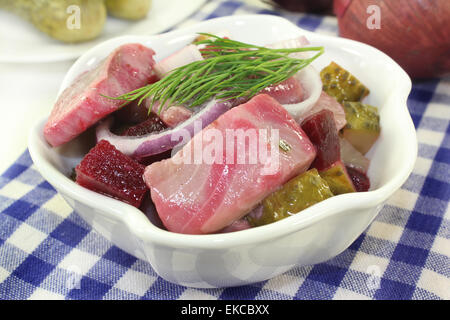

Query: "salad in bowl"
(29, 15), (416, 288)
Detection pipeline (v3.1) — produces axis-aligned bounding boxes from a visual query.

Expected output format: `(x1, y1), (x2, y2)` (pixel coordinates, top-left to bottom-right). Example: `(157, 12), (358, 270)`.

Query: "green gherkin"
(320, 62), (370, 103)
(0, 0), (106, 43)
(319, 161), (356, 195)
(342, 101), (380, 155)
(248, 169), (334, 227)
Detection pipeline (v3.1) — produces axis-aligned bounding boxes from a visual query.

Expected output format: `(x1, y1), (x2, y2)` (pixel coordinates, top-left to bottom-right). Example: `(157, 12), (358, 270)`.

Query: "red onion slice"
(96, 99), (232, 160)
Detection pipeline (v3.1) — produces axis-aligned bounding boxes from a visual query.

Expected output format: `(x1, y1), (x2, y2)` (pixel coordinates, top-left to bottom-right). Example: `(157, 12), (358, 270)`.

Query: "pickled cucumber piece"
(106, 0), (151, 20)
(319, 161), (356, 195)
(248, 169), (334, 227)
(342, 101), (380, 155)
(0, 0), (106, 43)
(321, 62), (370, 103)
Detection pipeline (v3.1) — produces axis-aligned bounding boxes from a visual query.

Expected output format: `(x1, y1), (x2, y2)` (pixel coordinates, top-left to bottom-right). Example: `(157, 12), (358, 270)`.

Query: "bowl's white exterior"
(28, 15), (416, 288)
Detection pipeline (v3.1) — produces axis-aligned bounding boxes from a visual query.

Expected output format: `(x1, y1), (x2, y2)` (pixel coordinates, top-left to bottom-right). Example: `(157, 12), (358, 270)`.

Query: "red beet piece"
(75, 140), (147, 207)
(345, 166), (371, 192)
(301, 109), (340, 171)
(120, 113), (167, 136)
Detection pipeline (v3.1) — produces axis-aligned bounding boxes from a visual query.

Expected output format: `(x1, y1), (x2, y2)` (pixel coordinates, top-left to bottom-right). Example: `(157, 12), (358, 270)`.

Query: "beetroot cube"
(75, 140), (147, 207)
(346, 166), (371, 192)
(121, 113), (167, 136)
(301, 109), (340, 171)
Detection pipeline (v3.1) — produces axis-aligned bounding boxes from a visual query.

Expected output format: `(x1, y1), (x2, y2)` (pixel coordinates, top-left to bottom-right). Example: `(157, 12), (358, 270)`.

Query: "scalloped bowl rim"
(28, 14), (416, 250)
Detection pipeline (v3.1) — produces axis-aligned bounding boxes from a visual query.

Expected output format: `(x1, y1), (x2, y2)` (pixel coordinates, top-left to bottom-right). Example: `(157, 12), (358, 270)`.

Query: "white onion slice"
(282, 65), (323, 120)
(265, 36), (323, 119)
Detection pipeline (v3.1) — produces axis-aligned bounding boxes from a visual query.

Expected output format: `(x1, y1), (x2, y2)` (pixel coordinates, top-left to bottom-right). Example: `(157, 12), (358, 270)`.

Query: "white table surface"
(0, 60), (73, 174)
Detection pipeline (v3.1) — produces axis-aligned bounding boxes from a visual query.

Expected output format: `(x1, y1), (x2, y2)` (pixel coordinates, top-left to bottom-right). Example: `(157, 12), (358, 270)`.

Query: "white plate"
(0, 0), (206, 63)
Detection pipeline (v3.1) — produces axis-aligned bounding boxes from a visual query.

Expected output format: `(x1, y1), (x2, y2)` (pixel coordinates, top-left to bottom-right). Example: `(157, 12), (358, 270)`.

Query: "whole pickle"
(248, 169), (334, 227)
(105, 0), (152, 20)
(0, 0), (106, 43)
(320, 61), (370, 103)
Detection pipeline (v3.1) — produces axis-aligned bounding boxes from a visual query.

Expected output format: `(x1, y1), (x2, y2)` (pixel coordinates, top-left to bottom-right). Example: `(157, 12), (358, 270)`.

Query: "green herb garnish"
(104, 33), (324, 113)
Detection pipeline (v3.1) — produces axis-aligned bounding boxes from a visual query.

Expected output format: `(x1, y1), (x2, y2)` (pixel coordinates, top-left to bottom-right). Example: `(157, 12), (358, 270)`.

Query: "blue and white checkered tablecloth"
(0, 0), (449, 300)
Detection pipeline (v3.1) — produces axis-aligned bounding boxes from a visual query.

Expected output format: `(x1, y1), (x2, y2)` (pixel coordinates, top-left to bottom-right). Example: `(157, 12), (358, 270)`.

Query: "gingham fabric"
(0, 0), (449, 300)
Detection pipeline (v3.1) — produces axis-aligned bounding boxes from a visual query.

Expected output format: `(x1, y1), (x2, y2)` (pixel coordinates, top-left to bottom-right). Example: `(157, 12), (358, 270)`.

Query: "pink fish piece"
(44, 43), (156, 147)
(143, 94), (316, 234)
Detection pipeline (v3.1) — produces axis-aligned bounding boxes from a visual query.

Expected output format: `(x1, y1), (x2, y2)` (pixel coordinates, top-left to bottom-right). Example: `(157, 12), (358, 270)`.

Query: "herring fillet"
(44, 43), (156, 147)
(144, 94), (316, 234)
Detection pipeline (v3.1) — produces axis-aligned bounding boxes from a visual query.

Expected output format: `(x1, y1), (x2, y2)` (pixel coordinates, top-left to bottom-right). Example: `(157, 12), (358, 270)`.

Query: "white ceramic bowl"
(28, 15), (416, 288)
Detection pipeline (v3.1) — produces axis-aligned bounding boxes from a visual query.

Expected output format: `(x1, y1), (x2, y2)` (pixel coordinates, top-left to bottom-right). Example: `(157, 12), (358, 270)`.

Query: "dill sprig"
(104, 33), (324, 113)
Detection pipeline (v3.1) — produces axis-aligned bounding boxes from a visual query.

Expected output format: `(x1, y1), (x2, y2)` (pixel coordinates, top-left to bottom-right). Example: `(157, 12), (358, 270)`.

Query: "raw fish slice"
(154, 44), (203, 78)
(148, 101), (193, 127)
(144, 94), (316, 234)
(265, 36), (311, 59)
(44, 43), (156, 147)
(261, 77), (304, 104)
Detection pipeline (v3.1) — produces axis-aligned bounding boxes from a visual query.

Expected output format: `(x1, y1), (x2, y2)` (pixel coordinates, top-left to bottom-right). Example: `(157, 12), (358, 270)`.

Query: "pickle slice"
(321, 62), (370, 103)
(248, 169), (334, 227)
(342, 101), (381, 155)
(319, 161), (356, 195)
